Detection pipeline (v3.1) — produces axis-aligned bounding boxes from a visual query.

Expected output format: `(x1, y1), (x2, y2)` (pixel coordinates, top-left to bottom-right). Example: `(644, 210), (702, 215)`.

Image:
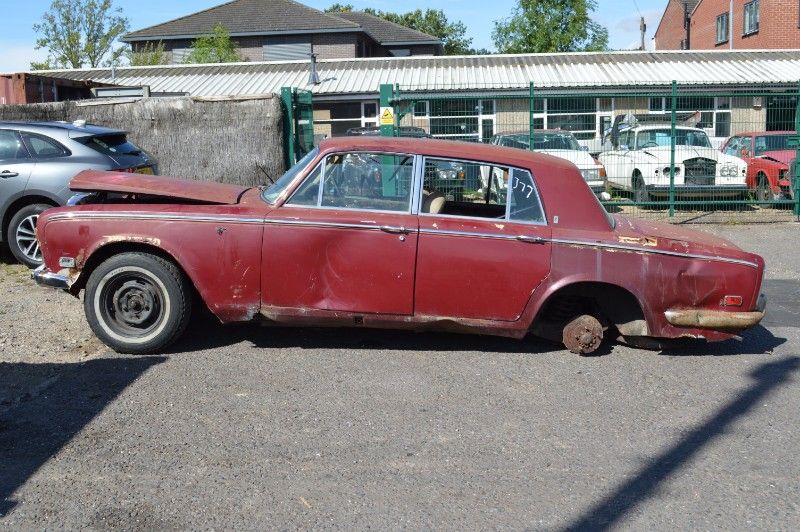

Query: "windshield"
(501, 133), (581, 151)
(81, 134), (143, 155)
(636, 129), (711, 149)
(755, 134), (792, 154)
(262, 147), (319, 204)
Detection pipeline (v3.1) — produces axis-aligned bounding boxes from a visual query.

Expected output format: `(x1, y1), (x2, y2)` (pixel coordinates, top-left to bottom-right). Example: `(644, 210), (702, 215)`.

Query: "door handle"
(380, 225), (410, 234)
(0, 171), (19, 178)
(516, 235), (547, 244)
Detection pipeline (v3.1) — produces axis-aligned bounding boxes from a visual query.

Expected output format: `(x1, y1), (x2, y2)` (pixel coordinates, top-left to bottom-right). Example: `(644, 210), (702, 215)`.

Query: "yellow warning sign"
(380, 107), (394, 125)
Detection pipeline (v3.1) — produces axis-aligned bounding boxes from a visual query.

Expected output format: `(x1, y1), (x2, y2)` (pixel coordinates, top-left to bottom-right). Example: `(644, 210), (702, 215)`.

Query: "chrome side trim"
(47, 212), (264, 224)
(263, 218), (385, 231)
(549, 238), (760, 268)
(420, 228), (524, 241)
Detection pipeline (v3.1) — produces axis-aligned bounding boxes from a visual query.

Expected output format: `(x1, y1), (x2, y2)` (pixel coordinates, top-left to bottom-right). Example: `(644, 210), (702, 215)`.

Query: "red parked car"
(721, 131), (797, 200)
(33, 137), (766, 355)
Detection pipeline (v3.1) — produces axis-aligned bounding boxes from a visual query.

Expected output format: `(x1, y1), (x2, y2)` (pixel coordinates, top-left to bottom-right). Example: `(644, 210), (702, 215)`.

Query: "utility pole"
(729, 0), (734, 49)
(640, 16), (646, 51)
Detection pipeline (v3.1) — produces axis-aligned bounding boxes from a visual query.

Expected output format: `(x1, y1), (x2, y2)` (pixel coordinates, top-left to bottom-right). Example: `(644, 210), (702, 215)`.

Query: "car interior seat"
(422, 189), (446, 214)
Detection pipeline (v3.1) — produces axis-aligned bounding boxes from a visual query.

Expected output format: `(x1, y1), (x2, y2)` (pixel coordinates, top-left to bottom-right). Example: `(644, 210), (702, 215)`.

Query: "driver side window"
(286, 152), (414, 212)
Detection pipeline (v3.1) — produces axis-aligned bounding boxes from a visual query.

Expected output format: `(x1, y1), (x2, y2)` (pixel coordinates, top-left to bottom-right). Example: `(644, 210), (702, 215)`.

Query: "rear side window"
(0, 130), (29, 160)
(20, 132), (69, 158)
(82, 134), (143, 156)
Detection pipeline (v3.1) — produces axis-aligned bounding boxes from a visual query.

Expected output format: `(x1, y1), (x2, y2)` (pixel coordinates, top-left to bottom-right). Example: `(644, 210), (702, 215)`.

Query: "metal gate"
(281, 87), (315, 168)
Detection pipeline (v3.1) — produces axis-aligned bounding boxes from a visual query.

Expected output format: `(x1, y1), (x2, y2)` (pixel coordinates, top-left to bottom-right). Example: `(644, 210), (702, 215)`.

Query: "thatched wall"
(0, 95), (285, 186)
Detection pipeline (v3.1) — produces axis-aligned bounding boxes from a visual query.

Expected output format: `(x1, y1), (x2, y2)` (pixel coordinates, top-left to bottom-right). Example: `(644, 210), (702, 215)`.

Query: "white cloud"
(0, 44), (47, 73)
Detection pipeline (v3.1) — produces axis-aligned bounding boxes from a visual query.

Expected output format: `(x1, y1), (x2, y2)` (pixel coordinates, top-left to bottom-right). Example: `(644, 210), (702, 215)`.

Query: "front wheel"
(632, 174), (650, 205)
(84, 252), (192, 354)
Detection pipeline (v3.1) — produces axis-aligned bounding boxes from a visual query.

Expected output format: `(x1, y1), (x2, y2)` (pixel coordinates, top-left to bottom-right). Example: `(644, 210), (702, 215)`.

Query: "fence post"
(280, 87), (296, 168)
(379, 84), (396, 137)
(529, 81), (535, 151)
(669, 80), (677, 217)
(795, 82), (800, 218)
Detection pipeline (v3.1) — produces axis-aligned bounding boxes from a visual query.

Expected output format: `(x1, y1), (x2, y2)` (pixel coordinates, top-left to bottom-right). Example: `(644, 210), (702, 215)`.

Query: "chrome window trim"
(417, 156), (548, 227)
(420, 228), (524, 241)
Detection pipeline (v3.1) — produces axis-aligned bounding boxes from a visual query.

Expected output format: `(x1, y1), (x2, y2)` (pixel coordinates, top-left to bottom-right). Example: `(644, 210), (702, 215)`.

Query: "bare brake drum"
(562, 314), (604, 355)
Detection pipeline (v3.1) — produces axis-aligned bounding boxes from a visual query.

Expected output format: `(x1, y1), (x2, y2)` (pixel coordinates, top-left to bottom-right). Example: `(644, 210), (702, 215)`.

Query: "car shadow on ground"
(0, 357), (166, 518)
(168, 309), (785, 358)
(561, 355), (800, 531)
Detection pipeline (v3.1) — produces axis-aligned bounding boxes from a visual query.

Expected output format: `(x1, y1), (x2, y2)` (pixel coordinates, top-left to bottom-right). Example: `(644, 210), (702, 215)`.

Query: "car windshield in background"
(82, 134), (143, 155)
(262, 147), (319, 204)
(636, 129), (711, 149)
(501, 133), (580, 151)
(755, 134), (792, 154)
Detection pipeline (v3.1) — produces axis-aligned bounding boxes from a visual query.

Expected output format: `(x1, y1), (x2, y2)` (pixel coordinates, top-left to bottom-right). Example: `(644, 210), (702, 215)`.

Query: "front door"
(261, 151), (419, 315)
(0, 130), (35, 226)
(414, 157), (552, 322)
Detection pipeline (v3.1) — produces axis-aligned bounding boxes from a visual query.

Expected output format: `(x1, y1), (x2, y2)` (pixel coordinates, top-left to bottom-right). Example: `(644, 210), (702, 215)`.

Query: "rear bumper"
(31, 265), (71, 290)
(664, 293), (767, 331)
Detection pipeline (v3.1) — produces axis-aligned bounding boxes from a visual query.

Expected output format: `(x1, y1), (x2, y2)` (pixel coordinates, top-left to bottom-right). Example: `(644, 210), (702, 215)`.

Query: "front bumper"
(31, 265), (71, 290)
(664, 293), (767, 331)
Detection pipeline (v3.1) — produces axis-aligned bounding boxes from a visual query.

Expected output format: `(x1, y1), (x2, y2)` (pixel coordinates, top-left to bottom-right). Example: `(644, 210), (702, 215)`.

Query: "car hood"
(70, 170), (249, 205)
(535, 149), (596, 168)
(758, 150), (795, 165)
(611, 214), (758, 263)
(631, 146), (743, 165)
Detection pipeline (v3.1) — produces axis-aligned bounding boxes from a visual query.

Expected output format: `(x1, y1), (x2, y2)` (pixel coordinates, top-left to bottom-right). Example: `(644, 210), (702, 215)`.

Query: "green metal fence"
(281, 86), (315, 168)
(380, 82), (800, 223)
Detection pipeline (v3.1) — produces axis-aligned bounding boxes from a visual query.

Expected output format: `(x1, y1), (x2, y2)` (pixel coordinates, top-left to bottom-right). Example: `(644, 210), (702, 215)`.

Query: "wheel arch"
(530, 279), (649, 337)
(1, 193), (60, 243)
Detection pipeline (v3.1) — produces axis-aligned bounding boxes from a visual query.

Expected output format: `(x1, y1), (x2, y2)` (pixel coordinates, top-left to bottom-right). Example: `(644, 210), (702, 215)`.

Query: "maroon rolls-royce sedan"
(33, 137), (766, 354)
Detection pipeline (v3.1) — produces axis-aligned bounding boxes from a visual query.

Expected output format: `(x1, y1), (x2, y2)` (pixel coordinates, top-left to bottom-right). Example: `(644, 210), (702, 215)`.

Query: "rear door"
(262, 151), (419, 315)
(414, 157), (551, 322)
(0, 130), (35, 231)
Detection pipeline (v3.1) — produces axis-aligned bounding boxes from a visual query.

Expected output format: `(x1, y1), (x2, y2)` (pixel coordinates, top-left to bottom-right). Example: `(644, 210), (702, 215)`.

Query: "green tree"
(492, 0), (608, 54)
(183, 24), (242, 64)
(126, 41), (166, 66)
(32, 0), (129, 69)
(326, 5), (476, 56)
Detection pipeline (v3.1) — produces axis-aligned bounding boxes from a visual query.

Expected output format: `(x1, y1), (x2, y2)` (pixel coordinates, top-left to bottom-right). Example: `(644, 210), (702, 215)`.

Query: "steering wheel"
(639, 141), (658, 149)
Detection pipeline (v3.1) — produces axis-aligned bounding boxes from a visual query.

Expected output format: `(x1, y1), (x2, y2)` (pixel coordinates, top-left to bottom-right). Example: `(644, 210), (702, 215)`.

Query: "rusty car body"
(33, 137), (766, 354)
(721, 131), (796, 201)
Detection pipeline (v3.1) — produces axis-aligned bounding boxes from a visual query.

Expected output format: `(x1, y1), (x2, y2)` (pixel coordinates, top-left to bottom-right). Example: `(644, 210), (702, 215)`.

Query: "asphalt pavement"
(1, 223), (798, 530)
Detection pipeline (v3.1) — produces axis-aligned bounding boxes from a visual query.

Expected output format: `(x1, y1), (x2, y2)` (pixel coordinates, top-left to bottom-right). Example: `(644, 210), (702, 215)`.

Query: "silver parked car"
(0, 121), (157, 267)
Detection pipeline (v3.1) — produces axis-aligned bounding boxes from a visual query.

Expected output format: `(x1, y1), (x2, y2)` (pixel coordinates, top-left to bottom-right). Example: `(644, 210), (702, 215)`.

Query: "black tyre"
(84, 252), (192, 354)
(7, 203), (51, 268)
(755, 174), (775, 206)
(632, 173), (650, 205)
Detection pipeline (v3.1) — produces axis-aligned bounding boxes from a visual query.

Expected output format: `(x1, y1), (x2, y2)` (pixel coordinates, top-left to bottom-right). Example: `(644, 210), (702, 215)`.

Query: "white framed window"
(716, 13), (729, 44)
(413, 100), (429, 118)
(743, 0), (760, 35)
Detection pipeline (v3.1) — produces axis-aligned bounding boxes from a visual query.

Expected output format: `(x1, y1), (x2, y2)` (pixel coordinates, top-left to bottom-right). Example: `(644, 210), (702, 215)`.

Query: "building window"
(413, 101), (429, 117)
(716, 13), (729, 44)
(428, 99), (495, 142)
(743, 1), (760, 35)
(263, 36), (312, 61)
(649, 97), (665, 112)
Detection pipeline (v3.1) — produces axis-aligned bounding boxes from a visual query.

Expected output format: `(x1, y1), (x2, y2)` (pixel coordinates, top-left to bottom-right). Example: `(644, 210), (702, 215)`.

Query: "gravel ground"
(0, 224), (798, 530)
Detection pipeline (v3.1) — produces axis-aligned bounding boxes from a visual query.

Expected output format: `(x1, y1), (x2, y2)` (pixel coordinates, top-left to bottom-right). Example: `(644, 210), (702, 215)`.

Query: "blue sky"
(1, 0), (669, 72)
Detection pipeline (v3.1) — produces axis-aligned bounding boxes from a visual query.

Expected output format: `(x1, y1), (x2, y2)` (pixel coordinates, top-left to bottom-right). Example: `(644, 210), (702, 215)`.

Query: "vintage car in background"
(33, 137), (766, 355)
(490, 130), (607, 195)
(0, 121), (156, 267)
(599, 122), (748, 202)
(721, 131), (797, 201)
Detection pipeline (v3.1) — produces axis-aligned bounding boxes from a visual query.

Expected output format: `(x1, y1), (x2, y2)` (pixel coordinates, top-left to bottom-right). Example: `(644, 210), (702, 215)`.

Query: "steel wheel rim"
(99, 271), (166, 339)
(15, 214), (41, 262)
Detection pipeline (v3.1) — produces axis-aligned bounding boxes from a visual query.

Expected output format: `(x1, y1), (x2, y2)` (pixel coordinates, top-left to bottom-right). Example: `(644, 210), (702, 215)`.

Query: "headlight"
(580, 168), (599, 181)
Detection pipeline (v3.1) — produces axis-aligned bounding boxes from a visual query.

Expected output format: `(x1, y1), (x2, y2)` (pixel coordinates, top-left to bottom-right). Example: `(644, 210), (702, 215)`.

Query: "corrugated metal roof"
(17, 50), (800, 98)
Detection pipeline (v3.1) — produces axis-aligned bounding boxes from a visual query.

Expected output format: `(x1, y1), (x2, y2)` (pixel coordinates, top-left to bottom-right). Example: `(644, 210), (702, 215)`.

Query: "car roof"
(0, 121), (125, 136)
(735, 130), (796, 137)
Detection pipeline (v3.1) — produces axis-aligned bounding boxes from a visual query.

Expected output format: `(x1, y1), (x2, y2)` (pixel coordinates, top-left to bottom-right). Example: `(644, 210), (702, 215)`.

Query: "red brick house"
(123, 0), (443, 64)
(655, 0), (800, 50)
